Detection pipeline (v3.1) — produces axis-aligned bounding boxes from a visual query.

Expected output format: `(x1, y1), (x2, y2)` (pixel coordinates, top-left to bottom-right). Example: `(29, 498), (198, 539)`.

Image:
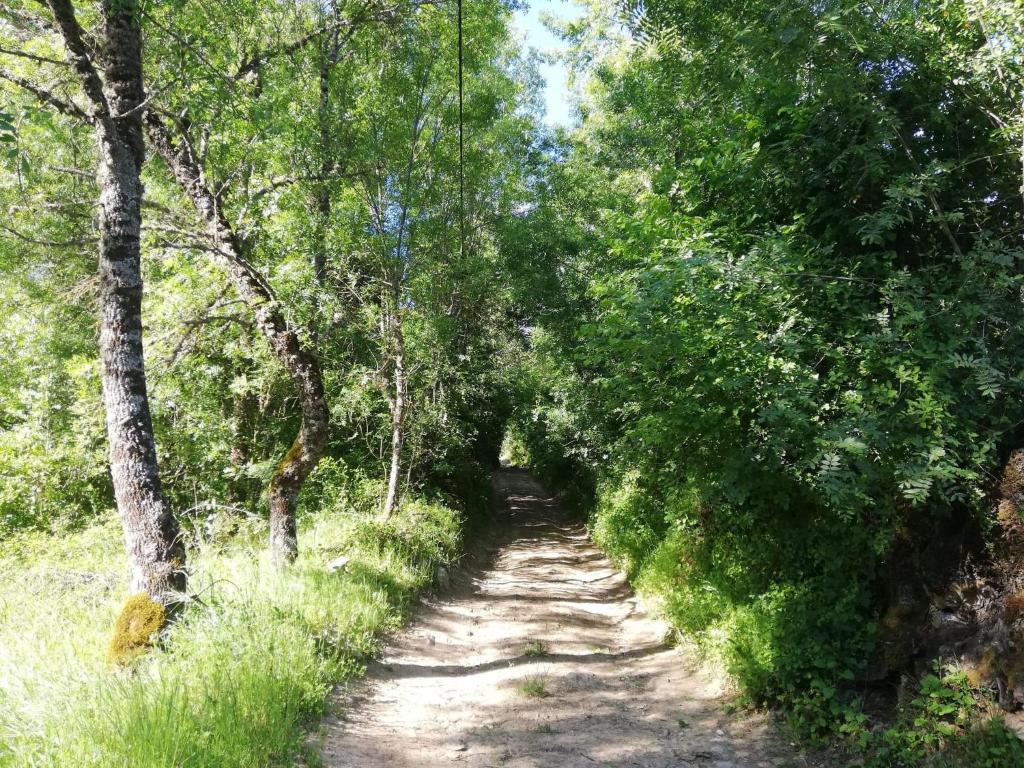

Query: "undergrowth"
(522, 439), (1024, 767)
(0, 494), (461, 767)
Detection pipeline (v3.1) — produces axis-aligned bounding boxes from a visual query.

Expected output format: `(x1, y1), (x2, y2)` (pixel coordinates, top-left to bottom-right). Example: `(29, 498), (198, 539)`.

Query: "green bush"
(857, 668), (1024, 767)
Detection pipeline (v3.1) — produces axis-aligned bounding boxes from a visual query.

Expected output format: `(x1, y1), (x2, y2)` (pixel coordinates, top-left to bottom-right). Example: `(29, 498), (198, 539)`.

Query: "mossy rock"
(106, 593), (167, 666)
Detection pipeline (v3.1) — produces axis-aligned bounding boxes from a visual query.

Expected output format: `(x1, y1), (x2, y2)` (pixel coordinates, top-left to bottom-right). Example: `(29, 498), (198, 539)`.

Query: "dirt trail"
(319, 470), (821, 768)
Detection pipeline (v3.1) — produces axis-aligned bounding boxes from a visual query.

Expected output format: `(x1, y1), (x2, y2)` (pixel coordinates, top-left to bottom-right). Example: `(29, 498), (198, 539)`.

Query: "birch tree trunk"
(47, 0), (185, 601)
(382, 308), (407, 520)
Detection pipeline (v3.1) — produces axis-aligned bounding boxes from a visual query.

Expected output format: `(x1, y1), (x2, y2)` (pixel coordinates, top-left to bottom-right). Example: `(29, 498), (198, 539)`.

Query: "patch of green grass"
(517, 675), (549, 698)
(928, 717), (1024, 768)
(0, 498), (461, 767)
(523, 639), (547, 657)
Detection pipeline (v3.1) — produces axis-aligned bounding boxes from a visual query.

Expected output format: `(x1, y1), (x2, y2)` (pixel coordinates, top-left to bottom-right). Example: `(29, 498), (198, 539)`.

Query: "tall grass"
(0, 498), (460, 767)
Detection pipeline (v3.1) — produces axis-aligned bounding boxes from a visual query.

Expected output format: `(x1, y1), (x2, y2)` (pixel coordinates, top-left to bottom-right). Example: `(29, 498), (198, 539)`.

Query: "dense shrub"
(507, 0), (1024, 761)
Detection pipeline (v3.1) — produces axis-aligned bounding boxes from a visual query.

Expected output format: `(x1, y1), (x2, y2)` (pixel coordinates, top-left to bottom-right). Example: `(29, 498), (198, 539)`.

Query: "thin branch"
(0, 67), (87, 119)
(139, 10), (236, 93)
(43, 164), (94, 179)
(44, 0), (108, 117)
(145, 222), (234, 255)
(0, 3), (56, 33)
(231, 2), (373, 81)
(892, 130), (966, 259)
(249, 169), (366, 201)
(229, 0), (441, 82)
(0, 222), (95, 247)
(0, 45), (67, 66)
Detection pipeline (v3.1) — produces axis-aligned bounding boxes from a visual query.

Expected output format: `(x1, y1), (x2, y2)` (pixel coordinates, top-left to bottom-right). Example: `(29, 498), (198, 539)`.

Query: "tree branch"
(0, 3), (56, 33)
(230, 0), (439, 82)
(0, 222), (96, 247)
(231, 6), (369, 81)
(0, 67), (87, 119)
(0, 45), (67, 66)
(44, 0), (108, 118)
(249, 169), (367, 201)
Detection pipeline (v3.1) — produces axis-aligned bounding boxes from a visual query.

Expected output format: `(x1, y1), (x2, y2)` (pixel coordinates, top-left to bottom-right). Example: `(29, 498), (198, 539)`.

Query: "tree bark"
(382, 308), (407, 520)
(145, 116), (329, 565)
(46, 0), (185, 602)
(312, 28), (338, 288)
(227, 384), (257, 511)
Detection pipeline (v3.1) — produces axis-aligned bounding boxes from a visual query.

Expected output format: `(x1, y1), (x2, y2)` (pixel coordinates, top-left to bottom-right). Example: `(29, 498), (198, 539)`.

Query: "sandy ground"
(317, 469), (832, 768)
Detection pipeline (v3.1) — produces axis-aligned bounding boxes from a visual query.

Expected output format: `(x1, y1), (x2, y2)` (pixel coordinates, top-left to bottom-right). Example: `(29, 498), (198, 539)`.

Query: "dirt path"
(318, 470), (822, 768)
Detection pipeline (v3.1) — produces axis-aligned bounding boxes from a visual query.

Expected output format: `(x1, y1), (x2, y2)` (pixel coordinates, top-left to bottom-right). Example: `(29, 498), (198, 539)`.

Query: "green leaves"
(0, 111), (15, 143)
(508, 0), (1024, 755)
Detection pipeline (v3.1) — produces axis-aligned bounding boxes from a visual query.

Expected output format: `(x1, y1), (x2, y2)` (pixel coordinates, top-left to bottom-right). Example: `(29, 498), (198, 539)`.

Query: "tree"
(1, 0), (185, 602)
(144, 116), (330, 565)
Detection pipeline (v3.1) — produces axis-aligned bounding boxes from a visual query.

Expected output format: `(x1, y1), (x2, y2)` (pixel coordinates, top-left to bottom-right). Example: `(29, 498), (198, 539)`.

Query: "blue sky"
(511, 0), (581, 127)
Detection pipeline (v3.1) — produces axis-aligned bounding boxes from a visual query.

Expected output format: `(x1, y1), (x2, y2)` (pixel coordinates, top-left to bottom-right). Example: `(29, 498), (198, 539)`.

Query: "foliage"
(0, 0), (532, 536)
(858, 667), (1024, 767)
(2, 0), (1024, 763)
(506, 0), (1024, 760)
(0, 0), (534, 764)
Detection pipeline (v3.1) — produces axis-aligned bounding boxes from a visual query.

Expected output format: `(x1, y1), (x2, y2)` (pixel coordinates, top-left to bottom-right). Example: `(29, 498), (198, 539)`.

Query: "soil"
(318, 469), (833, 768)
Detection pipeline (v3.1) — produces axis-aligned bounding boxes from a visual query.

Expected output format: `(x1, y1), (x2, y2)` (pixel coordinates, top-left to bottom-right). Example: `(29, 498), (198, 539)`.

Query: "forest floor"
(316, 469), (832, 768)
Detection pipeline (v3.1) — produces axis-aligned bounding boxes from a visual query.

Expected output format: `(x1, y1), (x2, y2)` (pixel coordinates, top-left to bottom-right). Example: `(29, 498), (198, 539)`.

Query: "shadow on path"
(317, 470), (831, 768)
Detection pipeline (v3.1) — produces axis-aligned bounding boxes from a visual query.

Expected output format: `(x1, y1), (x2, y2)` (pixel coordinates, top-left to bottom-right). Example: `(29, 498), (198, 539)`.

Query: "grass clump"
(516, 676), (549, 698)
(0, 497), (462, 768)
(523, 640), (547, 657)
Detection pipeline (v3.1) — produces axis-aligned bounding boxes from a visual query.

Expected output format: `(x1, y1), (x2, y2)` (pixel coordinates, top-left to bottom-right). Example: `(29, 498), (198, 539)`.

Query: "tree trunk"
(46, 0), (185, 603)
(227, 385), (257, 511)
(312, 30), (336, 288)
(382, 309), (406, 520)
(145, 116), (329, 565)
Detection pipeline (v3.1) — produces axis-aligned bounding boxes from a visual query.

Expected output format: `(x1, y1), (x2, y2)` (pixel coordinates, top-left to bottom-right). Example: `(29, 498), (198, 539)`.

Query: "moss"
(964, 647), (998, 688)
(274, 438), (304, 478)
(106, 593), (167, 666)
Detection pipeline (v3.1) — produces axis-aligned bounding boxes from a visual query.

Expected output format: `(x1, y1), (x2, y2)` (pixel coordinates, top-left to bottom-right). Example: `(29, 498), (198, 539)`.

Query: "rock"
(327, 555), (351, 573)
(1004, 712), (1024, 741)
(436, 565), (451, 590)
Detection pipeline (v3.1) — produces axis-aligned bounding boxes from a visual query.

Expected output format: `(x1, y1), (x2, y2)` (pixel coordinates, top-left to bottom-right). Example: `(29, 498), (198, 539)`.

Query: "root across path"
(319, 469), (821, 768)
